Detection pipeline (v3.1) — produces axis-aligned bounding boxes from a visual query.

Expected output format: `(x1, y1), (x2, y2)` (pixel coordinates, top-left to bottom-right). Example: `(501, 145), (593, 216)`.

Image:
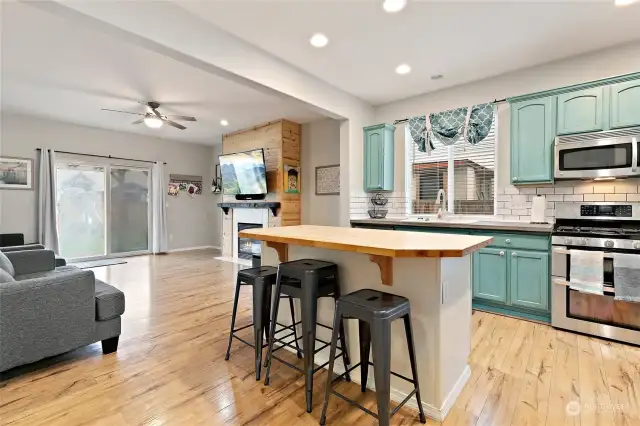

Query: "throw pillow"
(0, 251), (15, 277)
(0, 268), (15, 283)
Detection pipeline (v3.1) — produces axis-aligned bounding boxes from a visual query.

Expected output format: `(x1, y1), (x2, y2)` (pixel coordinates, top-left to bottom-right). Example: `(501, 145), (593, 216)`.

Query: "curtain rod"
(35, 149), (166, 165)
(393, 98), (507, 125)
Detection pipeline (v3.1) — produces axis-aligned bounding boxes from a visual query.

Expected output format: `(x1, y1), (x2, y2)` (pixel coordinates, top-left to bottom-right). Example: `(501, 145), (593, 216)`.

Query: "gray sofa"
(0, 249), (125, 372)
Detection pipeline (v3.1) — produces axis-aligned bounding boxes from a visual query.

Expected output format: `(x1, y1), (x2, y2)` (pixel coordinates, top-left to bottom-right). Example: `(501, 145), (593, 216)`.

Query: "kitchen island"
(239, 225), (493, 420)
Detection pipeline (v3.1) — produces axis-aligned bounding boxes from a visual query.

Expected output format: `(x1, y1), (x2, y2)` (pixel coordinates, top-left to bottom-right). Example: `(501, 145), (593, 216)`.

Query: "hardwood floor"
(1, 250), (639, 426)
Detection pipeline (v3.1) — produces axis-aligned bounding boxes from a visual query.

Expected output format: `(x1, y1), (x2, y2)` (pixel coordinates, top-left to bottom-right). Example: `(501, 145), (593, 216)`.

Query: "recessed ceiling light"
(431, 74), (444, 80)
(615, 0), (638, 5)
(144, 115), (163, 128)
(309, 33), (329, 48)
(383, 0), (407, 13)
(220, 119), (229, 126)
(395, 64), (411, 75)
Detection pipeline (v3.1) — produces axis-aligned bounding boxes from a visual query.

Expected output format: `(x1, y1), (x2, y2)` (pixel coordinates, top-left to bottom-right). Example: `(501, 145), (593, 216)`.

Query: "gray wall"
(0, 112), (220, 251)
(210, 142), (223, 248)
(301, 118), (341, 226)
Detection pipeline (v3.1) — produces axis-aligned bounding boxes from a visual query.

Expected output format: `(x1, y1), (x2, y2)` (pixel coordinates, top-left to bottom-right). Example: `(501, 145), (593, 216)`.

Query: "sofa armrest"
(1, 244), (45, 253)
(0, 269), (96, 372)
(5, 250), (56, 276)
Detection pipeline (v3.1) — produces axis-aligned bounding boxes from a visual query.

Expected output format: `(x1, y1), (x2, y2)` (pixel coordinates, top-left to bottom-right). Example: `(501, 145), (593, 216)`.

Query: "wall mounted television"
(219, 148), (268, 200)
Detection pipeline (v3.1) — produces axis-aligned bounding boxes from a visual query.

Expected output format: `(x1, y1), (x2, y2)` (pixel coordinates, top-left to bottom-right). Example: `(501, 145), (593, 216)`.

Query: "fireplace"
(237, 223), (262, 260)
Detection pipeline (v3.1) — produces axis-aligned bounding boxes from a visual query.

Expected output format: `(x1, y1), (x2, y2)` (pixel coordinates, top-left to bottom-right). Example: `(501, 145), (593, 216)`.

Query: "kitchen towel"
(613, 253), (640, 303)
(569, 250), (604, 295)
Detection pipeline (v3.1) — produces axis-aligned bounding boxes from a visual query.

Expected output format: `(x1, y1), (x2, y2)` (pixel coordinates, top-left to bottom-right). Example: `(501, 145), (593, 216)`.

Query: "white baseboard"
(169, 245), (217, 253)
(280, 346), (471, 422)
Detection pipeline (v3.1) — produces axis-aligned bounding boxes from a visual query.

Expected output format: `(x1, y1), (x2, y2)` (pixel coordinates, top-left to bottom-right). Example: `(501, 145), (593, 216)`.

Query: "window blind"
(407, 121), (496, 215)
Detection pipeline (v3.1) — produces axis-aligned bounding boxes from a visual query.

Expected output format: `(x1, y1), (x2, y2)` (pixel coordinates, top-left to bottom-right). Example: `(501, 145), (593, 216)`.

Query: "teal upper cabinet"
(509, 250), (549, 311)
(510, 98), (554, 184)
(610, 80), (640, 129)
(363, 124), (395, 192)
(473, 248), (508, 303)
(556, 87), (605, 135)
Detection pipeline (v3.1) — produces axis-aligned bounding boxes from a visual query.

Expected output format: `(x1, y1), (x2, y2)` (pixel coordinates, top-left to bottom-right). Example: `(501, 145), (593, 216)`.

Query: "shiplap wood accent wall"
(221, 119), (301, 256)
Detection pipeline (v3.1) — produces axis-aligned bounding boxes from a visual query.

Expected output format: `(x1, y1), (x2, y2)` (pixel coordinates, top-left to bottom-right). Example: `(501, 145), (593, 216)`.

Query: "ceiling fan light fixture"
(383, 0), (407, 13)
(615, 0), (638, 5)
(144, 115), (163, 128)
(220, 119), (229, 126)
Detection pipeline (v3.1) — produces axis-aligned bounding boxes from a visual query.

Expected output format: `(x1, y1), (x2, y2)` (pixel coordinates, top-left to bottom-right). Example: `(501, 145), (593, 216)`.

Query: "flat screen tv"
(219, 149), (268, 198)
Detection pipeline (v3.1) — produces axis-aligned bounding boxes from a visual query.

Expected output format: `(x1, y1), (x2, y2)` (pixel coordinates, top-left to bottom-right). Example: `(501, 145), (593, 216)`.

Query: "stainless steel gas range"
(552, 202), (640, 345)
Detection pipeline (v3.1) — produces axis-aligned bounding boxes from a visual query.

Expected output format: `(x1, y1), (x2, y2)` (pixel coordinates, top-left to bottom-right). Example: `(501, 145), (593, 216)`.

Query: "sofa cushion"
(0, 268), (15, 283)
(0, 251), (15, 277)
(15, 265), (79, 281)
(95, 279), (125, 321)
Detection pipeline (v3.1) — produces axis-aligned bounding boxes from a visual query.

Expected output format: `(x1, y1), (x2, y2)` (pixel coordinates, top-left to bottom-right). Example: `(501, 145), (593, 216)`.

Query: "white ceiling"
(179, 0), (640, 105)
(0, 2), (324, 145)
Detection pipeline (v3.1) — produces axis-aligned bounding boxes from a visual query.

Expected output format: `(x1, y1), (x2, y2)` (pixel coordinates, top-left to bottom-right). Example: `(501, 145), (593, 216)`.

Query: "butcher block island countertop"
(245, 225), (492, 420)
(239, 225), (493, 258)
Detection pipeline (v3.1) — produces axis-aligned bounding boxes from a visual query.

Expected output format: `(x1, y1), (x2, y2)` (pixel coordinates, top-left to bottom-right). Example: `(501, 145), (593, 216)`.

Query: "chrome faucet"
(436, 189), (446, 219)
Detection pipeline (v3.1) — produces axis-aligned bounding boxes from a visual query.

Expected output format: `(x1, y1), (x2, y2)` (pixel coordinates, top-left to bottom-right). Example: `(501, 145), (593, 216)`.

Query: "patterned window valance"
(407, 103), (495, 153)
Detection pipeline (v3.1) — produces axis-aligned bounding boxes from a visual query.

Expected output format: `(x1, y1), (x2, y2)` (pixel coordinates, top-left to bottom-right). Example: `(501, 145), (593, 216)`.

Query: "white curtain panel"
(37, 149), (60, 253)
(152, 162), (169, 254)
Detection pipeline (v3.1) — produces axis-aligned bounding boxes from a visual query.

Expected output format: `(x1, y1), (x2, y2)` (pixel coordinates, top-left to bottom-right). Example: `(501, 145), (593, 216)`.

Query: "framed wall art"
(0, 157), (34, 190)
(315, 165), (340, 195)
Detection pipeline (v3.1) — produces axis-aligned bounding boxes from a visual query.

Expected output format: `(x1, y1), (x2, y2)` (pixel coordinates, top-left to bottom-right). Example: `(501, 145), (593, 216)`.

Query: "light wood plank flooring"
(1, 250), (639, 426)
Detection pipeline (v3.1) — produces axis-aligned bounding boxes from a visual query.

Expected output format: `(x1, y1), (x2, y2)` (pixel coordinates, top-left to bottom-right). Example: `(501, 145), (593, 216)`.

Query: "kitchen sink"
(400, 217), (479, 224)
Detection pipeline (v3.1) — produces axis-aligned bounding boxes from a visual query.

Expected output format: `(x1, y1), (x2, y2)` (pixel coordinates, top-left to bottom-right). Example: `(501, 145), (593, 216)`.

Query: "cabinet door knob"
(499, 251), (505, 256)
(505, 239), (511, 244)
(513, 177), (519, 182)
(512, 252), (517, 257)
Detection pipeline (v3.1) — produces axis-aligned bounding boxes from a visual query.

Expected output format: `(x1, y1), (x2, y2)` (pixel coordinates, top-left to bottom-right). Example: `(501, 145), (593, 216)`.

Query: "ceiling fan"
(102, 101), (196, 130)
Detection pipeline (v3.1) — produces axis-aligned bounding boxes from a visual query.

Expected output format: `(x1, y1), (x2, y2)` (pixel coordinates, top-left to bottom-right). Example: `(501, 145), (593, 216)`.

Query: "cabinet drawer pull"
(512, 252), (517, 257)
(505, 239), (511, 244)
(499, 251), (505, 256)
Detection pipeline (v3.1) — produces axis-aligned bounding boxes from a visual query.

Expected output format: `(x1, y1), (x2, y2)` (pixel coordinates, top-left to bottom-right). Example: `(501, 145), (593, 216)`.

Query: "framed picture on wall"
(0, 157), (34, 190)
(315, 165), (340, 195)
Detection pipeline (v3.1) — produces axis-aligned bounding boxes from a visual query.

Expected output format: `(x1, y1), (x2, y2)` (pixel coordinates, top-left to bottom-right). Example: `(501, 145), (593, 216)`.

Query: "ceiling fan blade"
(163, 119), (186, 130)
(152, 108), (162, 119)
(131, 118), (144, 125)
(102, 108), (143, 116)
(167, 115), (197, 122)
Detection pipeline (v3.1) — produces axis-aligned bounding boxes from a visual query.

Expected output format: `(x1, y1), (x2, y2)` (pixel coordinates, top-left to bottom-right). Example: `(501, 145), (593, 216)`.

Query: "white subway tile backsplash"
(545, 209), (556, 217)
(536, 187), (555, 194)
(504, 187), (520, 195)
(518, 187), (537, 195)
(573, 185), (594, 194)
(592, 183), (615, 194)
(605, 194), (627, 202)
(628, 194), (640, 202)
(563, 195), (584, 202)
(511, 195), (528, 204)
(512, 209), (528, 216)
(614, 182), (638, 194)
(584, 194), (605, 201)
(497, 194), (511, 202)
(502, 215), (521, 221)
(554, 187), (574, 194)
(497, 209), (512, 215)
(546, 195), (564, 202)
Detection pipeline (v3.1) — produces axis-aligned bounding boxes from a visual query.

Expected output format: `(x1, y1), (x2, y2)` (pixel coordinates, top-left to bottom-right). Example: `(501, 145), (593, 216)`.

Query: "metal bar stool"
(264, 259), (351, 413)
(319, 289), (427, 426)
(224, 266), (301, 380)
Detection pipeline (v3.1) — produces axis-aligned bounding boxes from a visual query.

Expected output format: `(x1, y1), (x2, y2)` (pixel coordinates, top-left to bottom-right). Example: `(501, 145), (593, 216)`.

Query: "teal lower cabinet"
(472, 248), (508, 303)
(509, 250), (549, 311)
(470, 231), (551, 323)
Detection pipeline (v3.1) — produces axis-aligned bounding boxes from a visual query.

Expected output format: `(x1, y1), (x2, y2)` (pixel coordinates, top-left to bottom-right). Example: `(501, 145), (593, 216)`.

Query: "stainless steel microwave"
(554, 127), (640, 180)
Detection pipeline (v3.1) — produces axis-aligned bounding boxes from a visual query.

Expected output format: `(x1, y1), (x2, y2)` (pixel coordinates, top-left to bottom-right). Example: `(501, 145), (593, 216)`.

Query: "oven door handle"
(633, 137), (638, 173)
(552, 247), (614, 258)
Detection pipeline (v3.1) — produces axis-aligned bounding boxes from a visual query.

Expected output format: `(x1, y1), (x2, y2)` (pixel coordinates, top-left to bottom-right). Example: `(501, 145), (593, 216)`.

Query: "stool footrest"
(231, 323), (254, 333)
(326, 361), (419, 420)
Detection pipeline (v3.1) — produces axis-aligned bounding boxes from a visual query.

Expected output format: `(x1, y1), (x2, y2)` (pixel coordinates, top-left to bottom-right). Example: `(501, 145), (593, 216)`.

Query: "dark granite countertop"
(350, 218), (553, 234)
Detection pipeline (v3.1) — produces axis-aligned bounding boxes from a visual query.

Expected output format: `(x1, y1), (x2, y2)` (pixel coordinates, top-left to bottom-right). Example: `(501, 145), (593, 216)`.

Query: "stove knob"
(604, 240), (615, 249)
(633, 241), (640, 250)
(577, 238), (587, 246)
(564, 238), (573, 245)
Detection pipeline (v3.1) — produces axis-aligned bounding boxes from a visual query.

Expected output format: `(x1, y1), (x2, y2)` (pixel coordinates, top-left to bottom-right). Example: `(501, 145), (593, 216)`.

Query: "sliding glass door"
(56, 161), (151, 260)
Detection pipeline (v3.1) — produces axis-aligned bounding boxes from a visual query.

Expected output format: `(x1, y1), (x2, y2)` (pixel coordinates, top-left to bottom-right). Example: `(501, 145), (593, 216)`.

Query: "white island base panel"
(262, 243), (472, 421)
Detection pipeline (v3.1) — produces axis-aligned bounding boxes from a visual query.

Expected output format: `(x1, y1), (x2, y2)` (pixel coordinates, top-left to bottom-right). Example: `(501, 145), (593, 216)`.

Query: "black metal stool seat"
(264, 259), (351, 413)
(225, 266), (301, 381)
(320, 289), (427, 426)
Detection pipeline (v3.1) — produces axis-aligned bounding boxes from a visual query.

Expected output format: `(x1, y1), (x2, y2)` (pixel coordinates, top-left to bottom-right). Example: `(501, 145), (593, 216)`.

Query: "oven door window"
(559, 143), (632, 171)
(566, 288), (640, 331)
